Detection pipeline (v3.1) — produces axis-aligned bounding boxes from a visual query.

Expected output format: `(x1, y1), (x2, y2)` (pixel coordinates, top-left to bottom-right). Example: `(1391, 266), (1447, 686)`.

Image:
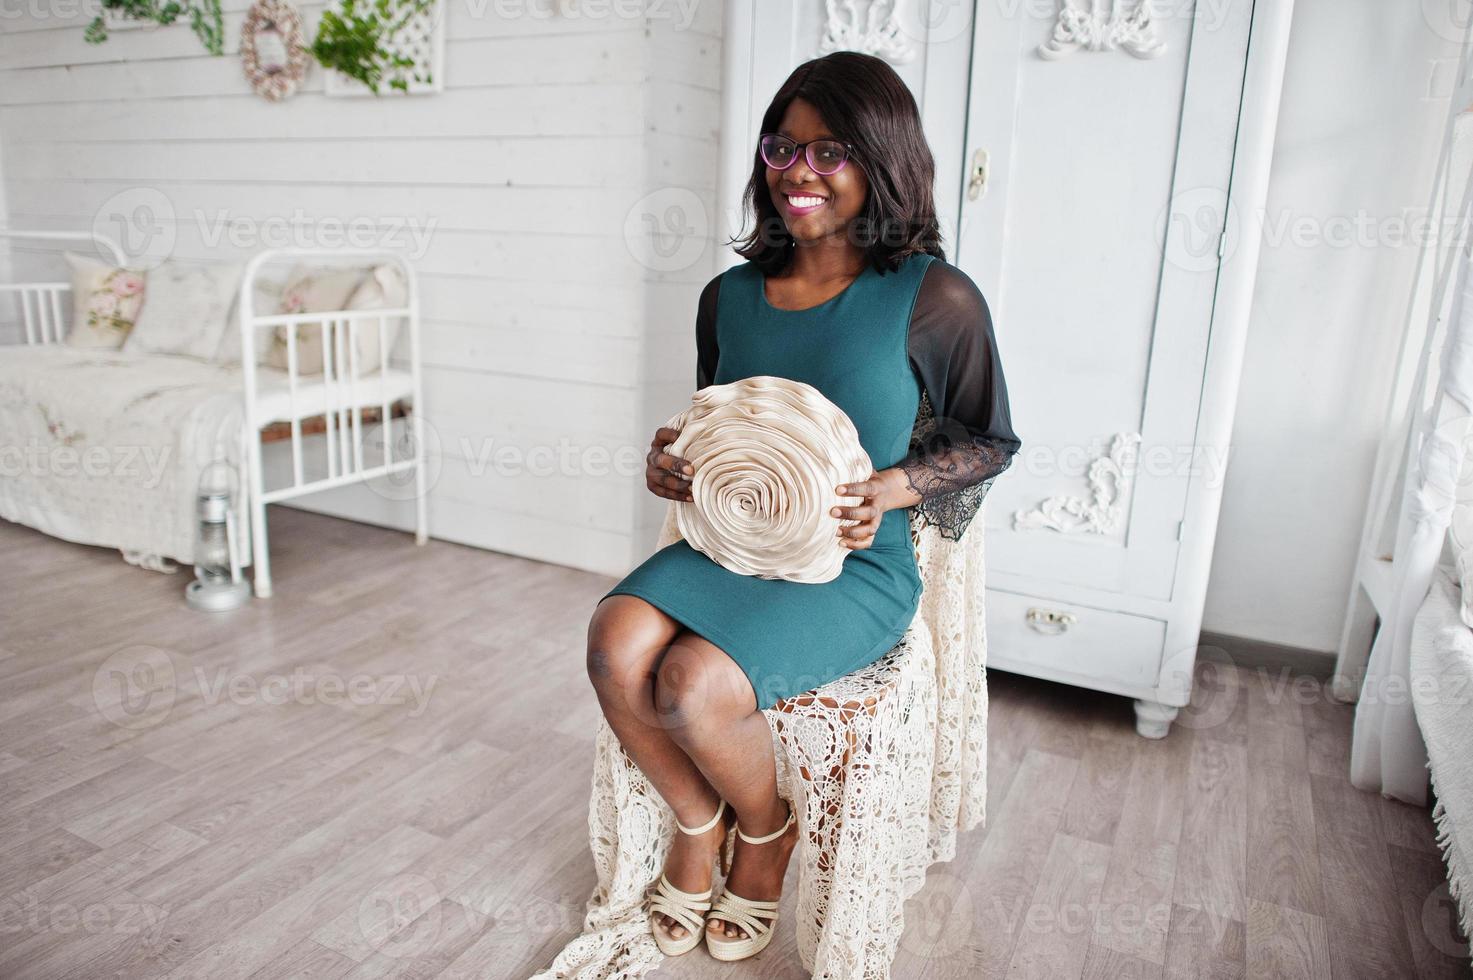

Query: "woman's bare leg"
(586, 595), (735, 942)
(655, 630), (800, 941)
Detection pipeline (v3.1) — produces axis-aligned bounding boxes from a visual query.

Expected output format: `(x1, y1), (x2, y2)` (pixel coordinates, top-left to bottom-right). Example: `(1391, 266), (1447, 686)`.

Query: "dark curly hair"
(730, 51), (946, 276)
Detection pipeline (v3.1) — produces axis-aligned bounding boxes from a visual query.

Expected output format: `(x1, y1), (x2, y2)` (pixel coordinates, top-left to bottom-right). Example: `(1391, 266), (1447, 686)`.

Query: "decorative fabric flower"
(665, 375), (873, 583)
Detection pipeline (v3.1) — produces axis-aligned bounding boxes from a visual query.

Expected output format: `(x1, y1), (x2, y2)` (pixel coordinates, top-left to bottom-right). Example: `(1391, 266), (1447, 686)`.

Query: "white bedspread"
(0, 345), (248, 567)
(1411, 564), (1473, 950)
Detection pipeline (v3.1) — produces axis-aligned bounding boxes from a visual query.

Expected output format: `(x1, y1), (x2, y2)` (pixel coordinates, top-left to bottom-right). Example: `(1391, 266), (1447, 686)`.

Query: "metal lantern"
(185, 459), (251, 611)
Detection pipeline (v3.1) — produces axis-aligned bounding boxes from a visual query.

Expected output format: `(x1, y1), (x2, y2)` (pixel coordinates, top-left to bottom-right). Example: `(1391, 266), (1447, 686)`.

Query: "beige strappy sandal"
(705, 798), (797, 962)
(648, 798), (733, 956)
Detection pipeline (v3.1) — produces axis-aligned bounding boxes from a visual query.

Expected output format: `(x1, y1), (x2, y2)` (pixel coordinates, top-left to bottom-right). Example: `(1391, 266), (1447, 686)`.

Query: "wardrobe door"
(953, 1), (1253, 604)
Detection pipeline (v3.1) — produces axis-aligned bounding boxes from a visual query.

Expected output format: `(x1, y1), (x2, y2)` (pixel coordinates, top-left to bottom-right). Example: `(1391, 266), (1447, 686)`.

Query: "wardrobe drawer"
(984, 589), (1167, 690)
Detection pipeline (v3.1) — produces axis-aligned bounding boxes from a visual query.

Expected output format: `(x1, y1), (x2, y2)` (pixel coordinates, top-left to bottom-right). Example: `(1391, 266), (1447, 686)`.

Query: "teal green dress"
(600, 251), (1019, 710)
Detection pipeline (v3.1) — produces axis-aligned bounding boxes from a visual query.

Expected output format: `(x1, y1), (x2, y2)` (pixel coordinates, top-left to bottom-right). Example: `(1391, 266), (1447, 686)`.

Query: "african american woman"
(586, 51), (1022, 963)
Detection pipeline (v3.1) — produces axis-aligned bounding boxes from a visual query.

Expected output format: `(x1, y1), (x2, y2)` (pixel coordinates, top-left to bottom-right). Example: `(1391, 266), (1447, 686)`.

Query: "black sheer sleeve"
(899, 260), (1023, 541)
(695, 274), (722, 390)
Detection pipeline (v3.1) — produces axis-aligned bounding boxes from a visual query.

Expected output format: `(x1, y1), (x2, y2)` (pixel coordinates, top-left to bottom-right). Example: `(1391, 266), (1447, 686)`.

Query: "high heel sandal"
(705, 798), (797, 962)
(648, 798), (734, 956)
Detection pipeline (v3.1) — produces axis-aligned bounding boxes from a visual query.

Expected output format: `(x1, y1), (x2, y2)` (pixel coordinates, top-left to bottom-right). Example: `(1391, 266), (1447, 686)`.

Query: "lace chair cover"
(530, 498), (990, 980)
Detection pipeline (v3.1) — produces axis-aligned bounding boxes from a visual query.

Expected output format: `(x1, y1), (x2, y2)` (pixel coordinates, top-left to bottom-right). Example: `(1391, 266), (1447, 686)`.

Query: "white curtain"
(1350, 241), (1473, 804)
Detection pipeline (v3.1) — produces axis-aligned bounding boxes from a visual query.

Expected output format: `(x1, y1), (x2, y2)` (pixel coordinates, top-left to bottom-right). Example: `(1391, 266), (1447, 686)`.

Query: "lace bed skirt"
(529, 502), (989, 979)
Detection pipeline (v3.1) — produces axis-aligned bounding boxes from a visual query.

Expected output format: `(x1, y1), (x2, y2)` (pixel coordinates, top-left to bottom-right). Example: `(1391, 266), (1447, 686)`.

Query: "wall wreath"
(240, 0), (309, 102)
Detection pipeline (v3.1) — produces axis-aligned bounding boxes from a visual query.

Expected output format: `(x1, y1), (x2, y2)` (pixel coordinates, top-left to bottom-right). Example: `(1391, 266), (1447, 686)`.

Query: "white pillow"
(343, 263), (410, 374)
(263, 263), (406, 376)
(63, 251), (148, 349)
(263, 264), (371, 375)
(123, 259), (245, 360)
(213, 275), (288, 366)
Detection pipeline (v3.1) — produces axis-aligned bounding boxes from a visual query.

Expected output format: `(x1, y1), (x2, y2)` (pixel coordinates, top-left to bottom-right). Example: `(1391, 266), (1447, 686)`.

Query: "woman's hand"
(831, 469), (922, 550)
(646, 426), (695, 502)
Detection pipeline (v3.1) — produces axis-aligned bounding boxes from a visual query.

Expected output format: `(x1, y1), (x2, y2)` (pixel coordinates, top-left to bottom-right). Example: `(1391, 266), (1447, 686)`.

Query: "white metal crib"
(238, 247), (428, 597)
(0, 232), (428, 597)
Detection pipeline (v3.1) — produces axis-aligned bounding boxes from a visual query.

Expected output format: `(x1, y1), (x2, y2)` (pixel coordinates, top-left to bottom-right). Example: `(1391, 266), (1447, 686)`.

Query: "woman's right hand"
(646, 426), (695, 502)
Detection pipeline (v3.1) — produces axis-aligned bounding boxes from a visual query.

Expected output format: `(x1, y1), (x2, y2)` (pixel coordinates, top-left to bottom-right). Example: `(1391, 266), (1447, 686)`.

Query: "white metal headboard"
(0, 230), (126, 345)
(235, 247), (427, 598)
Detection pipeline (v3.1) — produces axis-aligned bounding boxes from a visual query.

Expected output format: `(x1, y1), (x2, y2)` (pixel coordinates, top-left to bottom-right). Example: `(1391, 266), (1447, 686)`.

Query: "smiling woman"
(586, 51), (1021, 962)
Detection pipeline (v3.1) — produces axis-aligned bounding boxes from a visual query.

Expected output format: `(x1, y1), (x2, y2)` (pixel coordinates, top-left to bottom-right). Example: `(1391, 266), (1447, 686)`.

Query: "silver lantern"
(185, 459), (251, 611)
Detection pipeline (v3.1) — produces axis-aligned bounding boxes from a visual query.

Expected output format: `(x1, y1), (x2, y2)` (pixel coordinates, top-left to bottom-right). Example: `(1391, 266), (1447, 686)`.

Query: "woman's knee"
(586, 596), (668, 697)
(654, 636), (751, 738)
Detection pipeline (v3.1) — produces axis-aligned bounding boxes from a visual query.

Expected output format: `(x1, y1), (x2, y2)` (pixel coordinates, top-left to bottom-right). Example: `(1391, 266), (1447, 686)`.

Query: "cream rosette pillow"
(665, 375), (874, 584)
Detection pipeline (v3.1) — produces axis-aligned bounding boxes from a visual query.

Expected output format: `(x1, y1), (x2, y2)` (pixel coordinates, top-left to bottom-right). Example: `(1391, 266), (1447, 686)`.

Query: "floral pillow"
(64, 252), (148, 349)
(263, 264), (372, 375)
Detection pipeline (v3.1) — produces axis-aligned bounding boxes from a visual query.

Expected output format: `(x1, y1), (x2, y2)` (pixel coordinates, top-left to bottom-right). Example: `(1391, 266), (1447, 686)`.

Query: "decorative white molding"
(1012, 431), (1142, 534)
(820, 0), (916, 65)
(1037, 0), (1167, 61)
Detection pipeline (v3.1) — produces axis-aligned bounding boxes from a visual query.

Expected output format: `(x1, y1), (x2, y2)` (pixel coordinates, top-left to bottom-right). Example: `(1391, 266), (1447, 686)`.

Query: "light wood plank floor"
(1, 509), (1467, 979)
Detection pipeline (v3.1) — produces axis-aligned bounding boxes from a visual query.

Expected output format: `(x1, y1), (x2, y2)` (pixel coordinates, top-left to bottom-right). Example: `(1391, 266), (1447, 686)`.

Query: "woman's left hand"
(831, 469), (918, 551)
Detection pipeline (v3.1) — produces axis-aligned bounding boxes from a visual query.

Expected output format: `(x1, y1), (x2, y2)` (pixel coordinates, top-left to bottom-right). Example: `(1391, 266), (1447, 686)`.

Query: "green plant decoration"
(83, 0), (225, 55)
(310, 0), (435, 95)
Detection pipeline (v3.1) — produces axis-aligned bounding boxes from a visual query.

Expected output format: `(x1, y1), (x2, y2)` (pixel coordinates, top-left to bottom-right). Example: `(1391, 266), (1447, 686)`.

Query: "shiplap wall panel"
(4, 135), (721, 188)
(6, 183), (723, 276)
(0, 0), (719, 53)
(0, 4), (724, 576)
(0, 86), (713, 141)
(0, 34), (721, 104)
(4, 247), (697, 341)
(0, 0), (721, 39)
(3, 229), (702, 300)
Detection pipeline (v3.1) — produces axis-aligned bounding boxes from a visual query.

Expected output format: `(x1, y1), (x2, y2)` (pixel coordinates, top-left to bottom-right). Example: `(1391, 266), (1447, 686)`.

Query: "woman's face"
(764, 97), (868, 247)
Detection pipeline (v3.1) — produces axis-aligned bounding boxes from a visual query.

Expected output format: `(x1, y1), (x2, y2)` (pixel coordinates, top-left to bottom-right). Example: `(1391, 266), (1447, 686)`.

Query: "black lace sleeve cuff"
(900, 261), (1022, 541)
(899, 388), (1020, 540)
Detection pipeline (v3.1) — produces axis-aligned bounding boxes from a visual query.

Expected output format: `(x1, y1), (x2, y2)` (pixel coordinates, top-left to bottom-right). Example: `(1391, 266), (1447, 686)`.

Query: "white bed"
(0, 231), (427, 596)
(0, 344), (417, 567)
(1411, 565), (1473, 952)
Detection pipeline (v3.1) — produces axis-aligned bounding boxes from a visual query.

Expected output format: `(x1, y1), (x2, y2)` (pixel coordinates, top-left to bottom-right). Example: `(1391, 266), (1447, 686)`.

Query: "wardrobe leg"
(1133, 698), (1178, 739)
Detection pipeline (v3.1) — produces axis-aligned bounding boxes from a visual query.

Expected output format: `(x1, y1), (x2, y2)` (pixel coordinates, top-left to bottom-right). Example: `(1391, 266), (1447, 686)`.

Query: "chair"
(531, 496), (991, 980)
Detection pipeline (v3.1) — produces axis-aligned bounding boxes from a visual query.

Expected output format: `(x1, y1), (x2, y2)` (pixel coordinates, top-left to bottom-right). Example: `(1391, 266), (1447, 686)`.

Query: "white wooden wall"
(0, 0), (723, 577)
(0, 148), (12, 346)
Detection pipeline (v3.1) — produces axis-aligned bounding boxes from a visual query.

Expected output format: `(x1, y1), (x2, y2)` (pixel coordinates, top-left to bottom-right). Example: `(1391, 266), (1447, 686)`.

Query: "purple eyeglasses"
(759, 133), (859, 176)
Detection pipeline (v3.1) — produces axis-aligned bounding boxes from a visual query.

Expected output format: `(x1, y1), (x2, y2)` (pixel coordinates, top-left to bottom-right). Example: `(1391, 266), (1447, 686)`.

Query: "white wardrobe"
(717, 0), (1296, 736)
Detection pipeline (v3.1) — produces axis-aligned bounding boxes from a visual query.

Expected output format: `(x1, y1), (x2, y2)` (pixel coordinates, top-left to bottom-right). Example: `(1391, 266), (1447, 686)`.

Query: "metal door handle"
(967, 148), (990, 201)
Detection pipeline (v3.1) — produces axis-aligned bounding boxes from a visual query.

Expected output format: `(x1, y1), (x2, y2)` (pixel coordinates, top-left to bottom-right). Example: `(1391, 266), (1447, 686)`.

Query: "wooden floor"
(0, 508), (1467, 980)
